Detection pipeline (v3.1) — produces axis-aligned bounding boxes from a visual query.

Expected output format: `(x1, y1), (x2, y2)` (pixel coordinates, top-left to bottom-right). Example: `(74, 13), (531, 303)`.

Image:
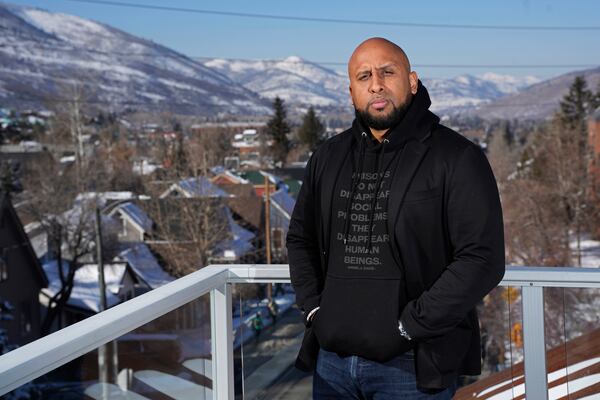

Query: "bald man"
(287, 38), (505, 399)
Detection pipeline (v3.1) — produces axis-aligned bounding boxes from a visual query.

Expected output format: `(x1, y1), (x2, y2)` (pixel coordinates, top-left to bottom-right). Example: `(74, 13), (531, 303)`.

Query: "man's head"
(348, 38), (418, 133)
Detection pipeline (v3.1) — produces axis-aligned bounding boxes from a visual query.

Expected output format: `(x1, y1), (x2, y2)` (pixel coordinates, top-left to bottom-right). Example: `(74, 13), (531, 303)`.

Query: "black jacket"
(286, 81), (505, 390)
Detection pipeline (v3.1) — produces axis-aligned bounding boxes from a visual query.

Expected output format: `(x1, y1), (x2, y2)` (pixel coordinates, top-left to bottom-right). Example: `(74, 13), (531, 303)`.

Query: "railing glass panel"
(2, 294), (214, 400)
(454, 286), (526, 399)
(232, 282), (307, 399)
(545, 287), (600, 399)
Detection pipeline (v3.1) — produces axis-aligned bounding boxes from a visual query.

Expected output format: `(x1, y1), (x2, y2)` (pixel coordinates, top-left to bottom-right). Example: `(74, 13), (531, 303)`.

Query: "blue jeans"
(313, 348), (457, 399)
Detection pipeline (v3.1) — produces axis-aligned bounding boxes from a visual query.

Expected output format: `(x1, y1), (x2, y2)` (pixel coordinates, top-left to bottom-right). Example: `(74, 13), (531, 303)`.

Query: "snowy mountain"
(422, 73), (540, 112)
(204, 56), (351, 109)
(467, 67), (600, 120)
(203, 56), (540, 113)
(1, 1), (580, 121)
(0, 2), (269, 116)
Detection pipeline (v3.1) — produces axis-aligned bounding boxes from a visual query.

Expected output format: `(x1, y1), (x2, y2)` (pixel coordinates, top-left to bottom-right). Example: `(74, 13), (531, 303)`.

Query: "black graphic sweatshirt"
(311, 118), (414, 362)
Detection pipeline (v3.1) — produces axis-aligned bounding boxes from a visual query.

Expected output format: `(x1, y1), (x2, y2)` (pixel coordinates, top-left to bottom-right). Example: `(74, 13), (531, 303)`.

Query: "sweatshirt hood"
(342, 80), (439, 249)
(351, 80), (439, 151)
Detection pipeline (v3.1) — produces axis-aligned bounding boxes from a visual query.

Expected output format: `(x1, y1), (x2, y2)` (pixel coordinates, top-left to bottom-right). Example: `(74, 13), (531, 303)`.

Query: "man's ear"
(349, 85), (355, 106)
(409, 71), (419, 94)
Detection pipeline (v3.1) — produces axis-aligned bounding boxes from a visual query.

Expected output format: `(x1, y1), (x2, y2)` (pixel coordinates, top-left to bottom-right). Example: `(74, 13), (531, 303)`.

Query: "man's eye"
(384, 70), (394, 75)
(358, 74), (369, 81)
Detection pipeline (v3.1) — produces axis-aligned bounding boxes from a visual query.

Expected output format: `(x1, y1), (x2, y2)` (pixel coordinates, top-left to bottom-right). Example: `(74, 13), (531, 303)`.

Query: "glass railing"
(0, 265), (599, 400)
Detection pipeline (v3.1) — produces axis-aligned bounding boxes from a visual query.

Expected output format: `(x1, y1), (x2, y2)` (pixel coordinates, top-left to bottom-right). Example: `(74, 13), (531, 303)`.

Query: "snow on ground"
(570, 234), (600, 268)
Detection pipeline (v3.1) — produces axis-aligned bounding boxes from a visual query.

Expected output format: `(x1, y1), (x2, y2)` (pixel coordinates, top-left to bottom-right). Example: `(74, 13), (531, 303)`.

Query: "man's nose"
(369, 73), (384, 93)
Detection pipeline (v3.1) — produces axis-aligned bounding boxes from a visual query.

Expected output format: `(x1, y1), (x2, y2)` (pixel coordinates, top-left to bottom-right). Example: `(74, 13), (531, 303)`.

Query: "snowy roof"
(213, 170), (249, 184)
(118, 243), (174, 289)
(42, 260), (127, 313)
(168, 177), (231, 198)
(75, 192), (136, 208)
(270, 188), (295, 218)
(114, 202), (153, 233)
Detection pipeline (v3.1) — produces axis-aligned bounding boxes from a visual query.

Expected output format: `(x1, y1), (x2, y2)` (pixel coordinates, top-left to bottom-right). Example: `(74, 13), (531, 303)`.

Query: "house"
(160, 176), (231, 198)
(210, 168), (249, 186)
(240, 170), (281, 197)
(190, 122), (266, 137)
(116, 243), (174, 291)
(39, 260), (141, 326)
(231, 129), (269, 166)
(139, 197), (257, 267)
(109, 202), (154, 242)
(0, 192), (47, 349)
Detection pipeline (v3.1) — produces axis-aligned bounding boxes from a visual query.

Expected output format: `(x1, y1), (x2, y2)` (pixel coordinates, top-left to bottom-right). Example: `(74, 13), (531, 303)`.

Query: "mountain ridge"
(0, 2), (269, 116)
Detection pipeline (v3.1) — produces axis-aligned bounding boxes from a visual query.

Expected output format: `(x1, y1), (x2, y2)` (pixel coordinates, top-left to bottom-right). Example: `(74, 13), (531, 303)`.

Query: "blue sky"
(6, 0), (600, 80)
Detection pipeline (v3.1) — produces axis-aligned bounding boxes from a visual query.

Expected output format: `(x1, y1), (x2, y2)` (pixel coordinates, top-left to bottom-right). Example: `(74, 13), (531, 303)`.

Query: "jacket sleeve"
(286, 151), (324, 320)
(400, 144), (505, 340)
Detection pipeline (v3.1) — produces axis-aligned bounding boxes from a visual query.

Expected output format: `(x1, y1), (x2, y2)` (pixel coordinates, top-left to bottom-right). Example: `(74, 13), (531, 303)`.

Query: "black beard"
(355, 94), (413, 131)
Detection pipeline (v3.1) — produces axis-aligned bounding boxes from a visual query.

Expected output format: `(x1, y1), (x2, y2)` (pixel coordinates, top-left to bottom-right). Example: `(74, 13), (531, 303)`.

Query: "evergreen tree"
(297, 106), (325, 151)
(559, 76), (595, 130)
(545, 76), (598, 265)
(265, 97), (291, 165)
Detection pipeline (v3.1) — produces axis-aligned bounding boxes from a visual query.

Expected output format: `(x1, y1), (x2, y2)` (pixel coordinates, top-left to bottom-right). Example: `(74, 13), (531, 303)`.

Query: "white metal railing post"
(521, 284), (549, 400)
(211, 282), (234, 400)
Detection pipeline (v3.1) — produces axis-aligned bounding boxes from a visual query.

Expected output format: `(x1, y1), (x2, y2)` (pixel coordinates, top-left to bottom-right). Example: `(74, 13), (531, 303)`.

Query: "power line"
(66, 0), (600, 31)
(1, 27), (596, 70)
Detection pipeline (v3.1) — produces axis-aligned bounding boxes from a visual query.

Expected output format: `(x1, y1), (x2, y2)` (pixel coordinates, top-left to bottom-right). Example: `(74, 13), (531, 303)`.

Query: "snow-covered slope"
(0, 2), (269, 115)
(422, 74), (540, 112)
(468, 67), (600, 120)
(205, 56), (350, 108)
(204, 56), (540, 113)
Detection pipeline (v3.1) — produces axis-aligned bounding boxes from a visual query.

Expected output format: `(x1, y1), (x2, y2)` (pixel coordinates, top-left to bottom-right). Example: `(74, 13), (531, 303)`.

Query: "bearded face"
(354, 91), (413, 131)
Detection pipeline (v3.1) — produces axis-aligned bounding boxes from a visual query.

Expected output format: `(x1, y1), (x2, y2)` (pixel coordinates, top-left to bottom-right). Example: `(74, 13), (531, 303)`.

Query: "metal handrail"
(0, 265), (598, 399)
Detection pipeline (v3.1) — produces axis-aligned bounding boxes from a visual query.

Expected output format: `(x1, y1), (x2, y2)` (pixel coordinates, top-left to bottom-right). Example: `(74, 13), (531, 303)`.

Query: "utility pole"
(264, 175), (272, 301)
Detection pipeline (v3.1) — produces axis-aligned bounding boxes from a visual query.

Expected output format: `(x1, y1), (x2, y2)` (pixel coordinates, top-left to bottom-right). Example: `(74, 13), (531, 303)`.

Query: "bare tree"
(143, 197), (231, 277)
(22, 159), (119, 334)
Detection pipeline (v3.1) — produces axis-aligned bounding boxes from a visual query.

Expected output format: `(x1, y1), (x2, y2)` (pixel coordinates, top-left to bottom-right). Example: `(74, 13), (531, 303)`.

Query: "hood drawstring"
(343, 132), (367, 245)
(366, 138), (389, 251)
